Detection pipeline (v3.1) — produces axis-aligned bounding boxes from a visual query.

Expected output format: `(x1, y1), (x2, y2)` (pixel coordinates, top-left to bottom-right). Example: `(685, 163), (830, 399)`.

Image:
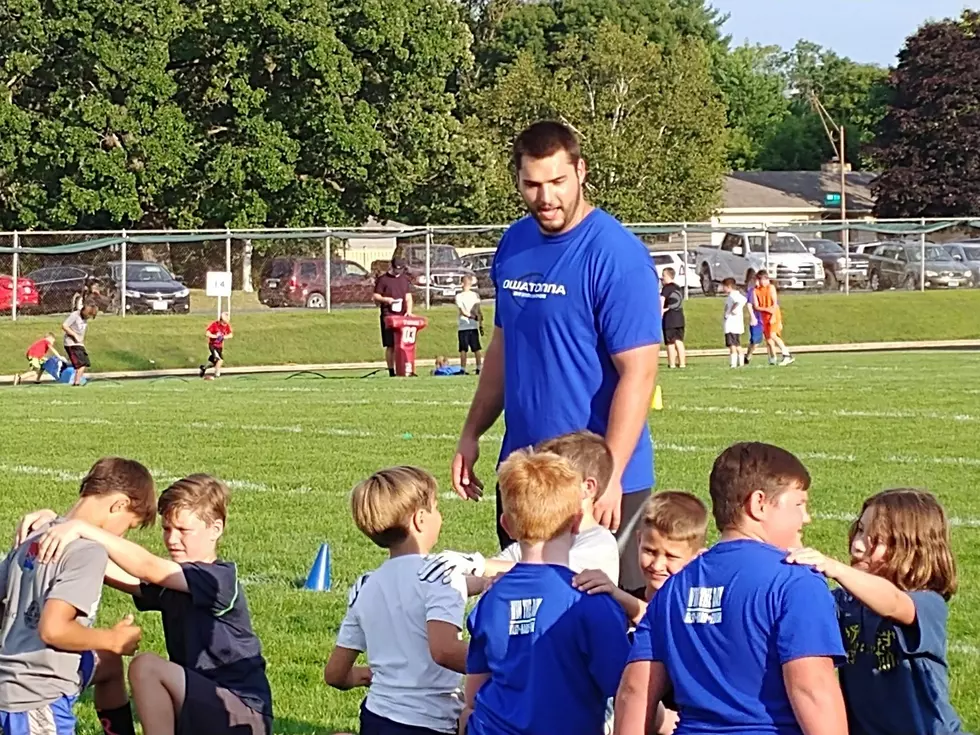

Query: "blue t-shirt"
(490, 210), (662, 493)
(629, 540), (845, 734)
(836, 588), (965, 735)
(466, 564), (630, 735)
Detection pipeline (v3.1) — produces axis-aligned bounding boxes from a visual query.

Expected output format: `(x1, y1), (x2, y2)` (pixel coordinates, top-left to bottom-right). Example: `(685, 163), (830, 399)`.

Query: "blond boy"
(324, 467), (467, 735)
(13, 333), (63, 385)
(419, 430), (620, 590)
(463, 450), (630, 735)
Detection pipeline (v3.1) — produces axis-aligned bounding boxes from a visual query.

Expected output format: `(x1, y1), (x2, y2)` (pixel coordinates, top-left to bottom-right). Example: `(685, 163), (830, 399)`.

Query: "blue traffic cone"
(304, 543), (332, 591)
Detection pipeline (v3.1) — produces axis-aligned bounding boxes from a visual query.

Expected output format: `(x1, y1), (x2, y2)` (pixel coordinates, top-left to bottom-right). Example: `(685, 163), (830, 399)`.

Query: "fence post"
(681, 223), (689, 301)
(121, 229), (127, 317)
(425, 225), (432, 311)
(920, 217), (926, 293)
(11, 231), (19, 322)
(242, 238), (254, 293)
(843, 221), (850, 295)
(325, 235), (332, 313)
(225, 228), (232, 319)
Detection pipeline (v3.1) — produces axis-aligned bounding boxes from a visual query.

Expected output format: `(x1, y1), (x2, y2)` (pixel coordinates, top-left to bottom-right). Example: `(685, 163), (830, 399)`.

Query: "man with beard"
(448, 121), (661, 592)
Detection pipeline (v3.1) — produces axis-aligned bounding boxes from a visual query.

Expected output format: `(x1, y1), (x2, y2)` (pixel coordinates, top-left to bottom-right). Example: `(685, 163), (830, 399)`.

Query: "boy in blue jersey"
(451, 120), (662, 593)
(463, 448), (630, 735)
(614, 443), (847, 735)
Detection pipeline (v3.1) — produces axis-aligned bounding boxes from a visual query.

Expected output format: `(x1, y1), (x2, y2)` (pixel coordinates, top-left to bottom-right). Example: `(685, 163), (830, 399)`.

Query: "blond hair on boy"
(639, 491), (709, 549)
(498, 449), (583, 545)
(351, 466), (439, 549)
(536, 430), (613, 501)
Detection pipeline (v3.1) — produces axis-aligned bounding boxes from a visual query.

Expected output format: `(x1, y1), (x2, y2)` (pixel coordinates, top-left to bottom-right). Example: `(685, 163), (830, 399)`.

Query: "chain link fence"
(3, 219), (980, 321)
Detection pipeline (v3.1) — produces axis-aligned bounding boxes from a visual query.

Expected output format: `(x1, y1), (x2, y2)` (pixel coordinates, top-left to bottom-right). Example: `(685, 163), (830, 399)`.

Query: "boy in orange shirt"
(14, 333), (64, 385)
(751, 271), (794, 366)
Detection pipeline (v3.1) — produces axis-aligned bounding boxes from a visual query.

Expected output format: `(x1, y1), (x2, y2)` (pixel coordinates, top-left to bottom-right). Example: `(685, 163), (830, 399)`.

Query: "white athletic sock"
(738, 352), (745, 366)
(729, 353), (737, 368)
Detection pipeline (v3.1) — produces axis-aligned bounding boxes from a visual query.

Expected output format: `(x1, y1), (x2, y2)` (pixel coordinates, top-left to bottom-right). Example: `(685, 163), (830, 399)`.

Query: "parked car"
(0, 275), (39, 312)
(696, 231), (824, 295)
(25, 265), (112, 313)
(372, 243), (476, 303)
(102, 260), (191, 314)
(459, 251), (496, 298)
(802, 239), (869, 290)
(941, 242), (980, 286)
(865, 242), (973, 291)
(258, 257), (377, 308)
(649, 250), (688, 289)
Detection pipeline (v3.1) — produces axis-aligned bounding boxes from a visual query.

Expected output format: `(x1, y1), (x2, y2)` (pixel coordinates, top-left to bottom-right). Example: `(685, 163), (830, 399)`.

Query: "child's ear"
(109, 497), (131, 516)
(209, 519), (225, 542)
(582, 478), (598, 501)
(746, 489), (768, 522)
(413, 508), (427, 533)
(499, 512), (514, 540)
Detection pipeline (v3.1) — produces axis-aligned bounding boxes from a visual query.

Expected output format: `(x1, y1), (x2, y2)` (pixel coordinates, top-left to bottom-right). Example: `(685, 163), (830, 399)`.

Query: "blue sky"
(711, 0), (978, 66)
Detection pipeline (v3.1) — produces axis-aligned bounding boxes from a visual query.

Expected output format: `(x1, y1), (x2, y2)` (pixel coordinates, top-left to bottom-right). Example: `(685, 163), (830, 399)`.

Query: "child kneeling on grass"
(463, 448), (630, 735)
(23, 474), (273, 735)
(324, 467), (468, 735)
(1, 458), (157, 735)
(787, 488), (966, 735)
(419, 430), (620, 590)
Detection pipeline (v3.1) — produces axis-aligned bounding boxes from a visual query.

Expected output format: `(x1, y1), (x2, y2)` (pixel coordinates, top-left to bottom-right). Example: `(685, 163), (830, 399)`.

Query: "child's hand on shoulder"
(37, 519), (92, 564)
(785, 547), (845, 579)
(572, 569), (617, 596)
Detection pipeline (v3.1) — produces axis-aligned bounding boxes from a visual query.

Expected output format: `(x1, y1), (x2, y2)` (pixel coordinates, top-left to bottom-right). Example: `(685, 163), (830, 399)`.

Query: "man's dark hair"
(80, 457), (157, 528)
(722, 277), (737, 288)
(709, 442), (810, 531)
(512, 121), (582, 173)
(755, 270), (769, 279)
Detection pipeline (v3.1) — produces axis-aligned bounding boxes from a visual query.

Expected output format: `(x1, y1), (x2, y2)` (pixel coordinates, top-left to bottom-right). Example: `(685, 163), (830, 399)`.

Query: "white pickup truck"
(695, 231), (825, 295)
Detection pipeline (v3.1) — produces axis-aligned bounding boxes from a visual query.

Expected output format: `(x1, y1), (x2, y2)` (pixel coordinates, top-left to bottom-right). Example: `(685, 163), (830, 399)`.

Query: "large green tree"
(872, 12), (980, 217)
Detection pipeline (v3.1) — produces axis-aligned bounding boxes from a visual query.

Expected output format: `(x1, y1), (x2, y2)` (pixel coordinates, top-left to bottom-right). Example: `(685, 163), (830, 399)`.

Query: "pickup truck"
(865, 242), (973, 291)
(695, 231), (825, 295)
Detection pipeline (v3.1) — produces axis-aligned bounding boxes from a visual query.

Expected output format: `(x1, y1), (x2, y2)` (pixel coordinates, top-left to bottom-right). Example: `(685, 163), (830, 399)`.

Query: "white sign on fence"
(206, 271), (232, 297)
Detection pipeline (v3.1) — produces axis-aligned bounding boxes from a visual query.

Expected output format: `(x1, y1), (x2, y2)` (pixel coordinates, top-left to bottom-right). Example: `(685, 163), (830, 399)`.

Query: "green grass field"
(2, 289), (979, 374)
(1, 350), (979, 733)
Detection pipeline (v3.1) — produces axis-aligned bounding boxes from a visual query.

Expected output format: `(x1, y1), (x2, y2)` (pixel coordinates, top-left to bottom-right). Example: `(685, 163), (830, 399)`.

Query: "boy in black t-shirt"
(660, 268), (686, 369)
(26, 475), (273, 735)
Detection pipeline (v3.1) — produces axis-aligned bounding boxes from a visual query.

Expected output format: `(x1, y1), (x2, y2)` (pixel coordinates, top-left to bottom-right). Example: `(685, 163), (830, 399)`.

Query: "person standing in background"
(660, 268), (686, 369)
(373, 257), (413, 377)
(455, 275), (483, 375)
(62, 304), (97, 386)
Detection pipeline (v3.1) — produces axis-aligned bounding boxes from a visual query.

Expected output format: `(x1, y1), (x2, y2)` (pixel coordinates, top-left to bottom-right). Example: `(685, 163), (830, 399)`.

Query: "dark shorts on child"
(65, 345), (90, 369)
(178, 668), (271, 735)
(725, 333), (741, 348)
(663, 327), (685, 345)
(360, 702), (454, 735)
(457, 329), (481, 353)
(208, 346), (224, 364)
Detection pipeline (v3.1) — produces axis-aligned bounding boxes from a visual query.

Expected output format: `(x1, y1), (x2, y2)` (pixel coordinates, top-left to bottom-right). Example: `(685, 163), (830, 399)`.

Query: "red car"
(0, 275), (40, 312)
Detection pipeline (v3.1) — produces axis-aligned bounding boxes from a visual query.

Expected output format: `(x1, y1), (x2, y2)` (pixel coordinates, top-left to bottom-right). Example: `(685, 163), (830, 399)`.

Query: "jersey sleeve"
(422, 576), (466, 628)
(465, 603), (490, 674)
(896, 591), (948, 658)
(776, 570), (847, 665)
(48, 543), (108, 617)
(490, 231), (509, 329)
(593, 238), (663, 355)
(583, 597), (631, 697)
(336, 594), (367, 652)
(133, 582), (166, 611)
(627, 597), (659, 663)
(182, 561), (240, 616)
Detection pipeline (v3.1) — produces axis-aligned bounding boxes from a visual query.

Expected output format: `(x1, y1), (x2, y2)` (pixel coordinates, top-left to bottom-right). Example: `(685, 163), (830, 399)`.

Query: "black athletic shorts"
(724, 333), (741, 348)
(66, 345), (90, 369)
(663, 327), (685, 345)
(208, 346), (224, 364)
(458, 329), (481, 353)
(360, 702), (451, 735)
(380, 314), (395, 348)
(178, 668), (271, 735)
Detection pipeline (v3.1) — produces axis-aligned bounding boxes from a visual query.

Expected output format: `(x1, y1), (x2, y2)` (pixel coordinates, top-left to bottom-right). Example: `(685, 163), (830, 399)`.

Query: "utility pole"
(811, 92), (850, 293)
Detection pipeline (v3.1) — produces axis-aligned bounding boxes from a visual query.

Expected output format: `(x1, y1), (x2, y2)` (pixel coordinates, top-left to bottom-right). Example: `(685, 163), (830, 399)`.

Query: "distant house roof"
(723, 171), (876, 212)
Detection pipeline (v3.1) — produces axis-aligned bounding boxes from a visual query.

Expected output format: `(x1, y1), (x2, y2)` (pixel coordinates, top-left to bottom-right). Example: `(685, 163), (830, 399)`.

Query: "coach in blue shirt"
(450, 121), (662, 591)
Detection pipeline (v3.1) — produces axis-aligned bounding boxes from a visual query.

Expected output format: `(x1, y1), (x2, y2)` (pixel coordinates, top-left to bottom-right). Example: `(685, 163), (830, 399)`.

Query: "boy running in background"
(751, 271), (794, 366)
(200, 311), (233, 379)
(615, 442), (847, 735)
(0, 457), (156, 735)
(62, 304), (97, 385)
(660, 268), (686, 369)
(464, 449), (630, 735)
(455, 275), (483, 375)
(13, 333), (64, 385)
(721, 278), (747, 369)
(324, 467), (467, 735)
(30, 474), (274, 735)
(419, 430), (621, 589)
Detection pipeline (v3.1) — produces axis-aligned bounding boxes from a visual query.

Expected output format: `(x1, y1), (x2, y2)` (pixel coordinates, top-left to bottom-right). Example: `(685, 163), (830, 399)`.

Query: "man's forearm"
(606, 350), (659, 481)
(461, 332), (504, 439)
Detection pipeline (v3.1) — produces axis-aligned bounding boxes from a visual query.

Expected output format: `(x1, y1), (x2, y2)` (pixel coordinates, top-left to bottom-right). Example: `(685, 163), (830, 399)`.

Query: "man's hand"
(573, 569), (618, 596)
(14, 509), (57, 547)
(36, 520), (90, 564)
(451, 435), (484, 501)
(110, 615), (142, 656)
(593, 477), (624, 532)
(419, 551), (486, 583)
(785, 548), (845, 580)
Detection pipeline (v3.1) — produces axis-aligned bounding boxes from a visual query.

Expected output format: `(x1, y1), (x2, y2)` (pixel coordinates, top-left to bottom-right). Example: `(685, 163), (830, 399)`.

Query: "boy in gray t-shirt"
(0, 457), (156, 735)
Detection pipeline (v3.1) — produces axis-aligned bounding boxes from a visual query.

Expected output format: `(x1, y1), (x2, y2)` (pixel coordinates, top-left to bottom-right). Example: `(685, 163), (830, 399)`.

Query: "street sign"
(206, 271), (232, 297)
(824, 192), (842, 206)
